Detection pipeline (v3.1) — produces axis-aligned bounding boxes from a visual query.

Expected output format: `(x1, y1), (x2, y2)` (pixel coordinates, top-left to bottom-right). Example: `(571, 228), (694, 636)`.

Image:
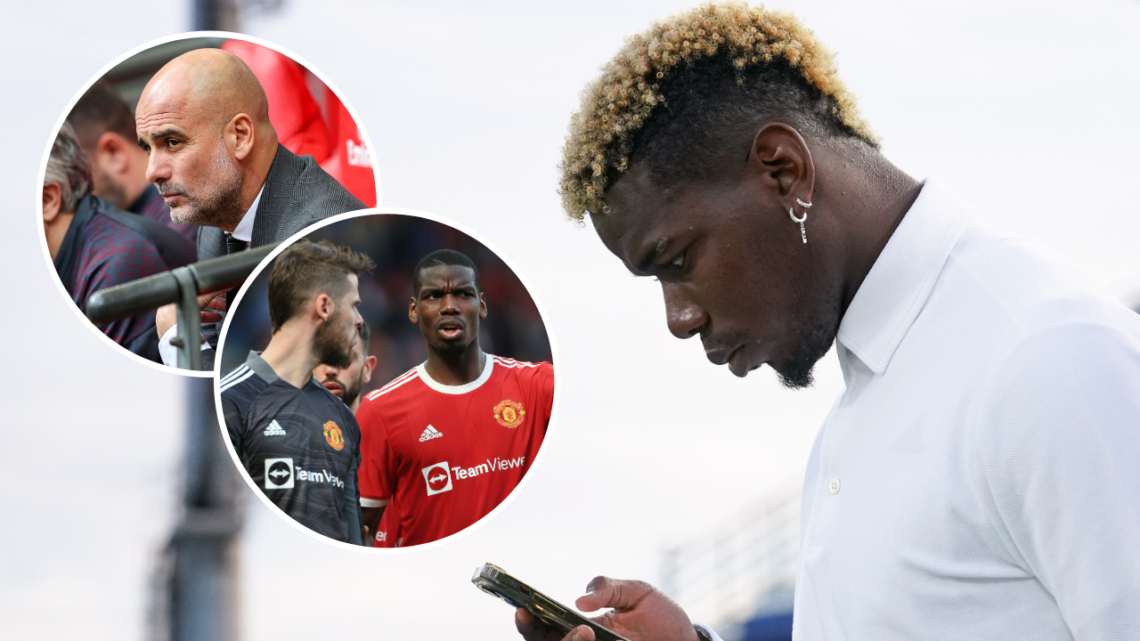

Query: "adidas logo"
(263, 420), (286, 436)
(419, 425), (443, 442)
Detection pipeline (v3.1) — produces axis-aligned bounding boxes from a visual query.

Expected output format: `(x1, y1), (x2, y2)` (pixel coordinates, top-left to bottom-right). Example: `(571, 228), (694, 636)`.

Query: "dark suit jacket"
(195, 145), (366, 369)
(198, 144), (367, 260)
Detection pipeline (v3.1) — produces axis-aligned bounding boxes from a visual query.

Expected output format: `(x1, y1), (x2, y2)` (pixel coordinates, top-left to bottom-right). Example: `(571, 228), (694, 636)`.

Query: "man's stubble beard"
(313, 308), (354, 370)
(167, 137), (244, 228)
(92, 164), (129, 210)
(341, 370), (364, 409)
(771, 283), (842, 390)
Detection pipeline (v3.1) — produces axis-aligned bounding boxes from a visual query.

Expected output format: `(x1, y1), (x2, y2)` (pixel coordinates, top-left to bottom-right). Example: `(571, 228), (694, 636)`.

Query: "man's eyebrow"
(138, 128), (183, 145)
(420, 281), (477, 296)
(633, 238), (669, 275)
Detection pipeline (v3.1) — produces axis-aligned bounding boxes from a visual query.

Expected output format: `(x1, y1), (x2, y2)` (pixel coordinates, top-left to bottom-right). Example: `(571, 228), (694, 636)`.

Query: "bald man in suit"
(135, 48), (365, 368)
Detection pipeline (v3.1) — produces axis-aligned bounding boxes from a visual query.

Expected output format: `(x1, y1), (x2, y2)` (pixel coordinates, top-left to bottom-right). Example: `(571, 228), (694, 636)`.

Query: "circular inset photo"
(38, 33), (380, 373)
(215, 211), (556, 549)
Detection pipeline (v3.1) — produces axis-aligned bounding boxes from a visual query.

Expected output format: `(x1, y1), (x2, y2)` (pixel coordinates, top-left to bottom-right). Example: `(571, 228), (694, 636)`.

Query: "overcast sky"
(3, 0), (1139, 639)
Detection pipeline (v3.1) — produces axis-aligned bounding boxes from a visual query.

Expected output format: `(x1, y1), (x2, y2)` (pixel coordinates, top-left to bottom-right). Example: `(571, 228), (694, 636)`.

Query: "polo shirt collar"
(835, 179), (970, 375)
(244, 350), (279, 383)
(53, 193), (98, 283)
(244, 350), (322, 388)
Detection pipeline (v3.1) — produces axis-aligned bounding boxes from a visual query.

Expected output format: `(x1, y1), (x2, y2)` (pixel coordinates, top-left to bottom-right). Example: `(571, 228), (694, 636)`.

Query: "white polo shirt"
(794, 180), (1140, 640)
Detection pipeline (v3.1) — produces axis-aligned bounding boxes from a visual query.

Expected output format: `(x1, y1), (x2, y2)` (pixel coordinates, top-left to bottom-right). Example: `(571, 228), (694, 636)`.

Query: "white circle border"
(212, 206), (564, 555)
(34, 30), (385, 378)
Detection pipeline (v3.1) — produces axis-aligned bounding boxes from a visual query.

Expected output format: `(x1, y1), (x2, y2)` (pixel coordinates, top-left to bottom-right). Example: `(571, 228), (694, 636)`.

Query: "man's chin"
(775, 364), (816, 389)
(431, 338), (472, 356)
(169, 205), (204, 226)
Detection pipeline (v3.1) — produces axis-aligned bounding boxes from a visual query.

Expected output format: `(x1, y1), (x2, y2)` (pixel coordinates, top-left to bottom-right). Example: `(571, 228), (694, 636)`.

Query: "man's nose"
(663, 283), (708, 339)
(440, 293), (460, 313)
(145, 151), (169, 184)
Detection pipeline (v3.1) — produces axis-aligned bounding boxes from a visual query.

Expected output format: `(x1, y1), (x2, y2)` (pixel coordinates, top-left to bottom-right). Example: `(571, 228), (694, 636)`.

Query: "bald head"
(136, 48), (278, 231)
(140, 49), (269, 132)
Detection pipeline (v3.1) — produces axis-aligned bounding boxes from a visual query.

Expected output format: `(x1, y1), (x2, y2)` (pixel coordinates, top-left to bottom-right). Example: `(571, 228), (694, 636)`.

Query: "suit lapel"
(251, 144), (305, 247)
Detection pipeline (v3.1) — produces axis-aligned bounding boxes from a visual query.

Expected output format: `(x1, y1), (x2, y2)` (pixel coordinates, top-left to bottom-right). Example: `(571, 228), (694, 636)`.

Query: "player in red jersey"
(356, 249), (553, 547)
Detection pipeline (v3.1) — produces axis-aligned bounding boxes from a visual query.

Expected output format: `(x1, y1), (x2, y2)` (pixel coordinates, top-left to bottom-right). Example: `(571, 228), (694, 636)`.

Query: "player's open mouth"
(437, 322), (464, 340)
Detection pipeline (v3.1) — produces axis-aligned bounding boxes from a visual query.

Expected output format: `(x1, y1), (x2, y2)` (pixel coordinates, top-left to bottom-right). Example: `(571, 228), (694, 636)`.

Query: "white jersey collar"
(416, 354), (494, 395)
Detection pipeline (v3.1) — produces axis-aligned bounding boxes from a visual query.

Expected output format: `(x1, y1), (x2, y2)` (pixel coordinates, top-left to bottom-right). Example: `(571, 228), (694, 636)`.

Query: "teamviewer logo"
(422, 462), (452, 496)
(265, 457), (295, 489)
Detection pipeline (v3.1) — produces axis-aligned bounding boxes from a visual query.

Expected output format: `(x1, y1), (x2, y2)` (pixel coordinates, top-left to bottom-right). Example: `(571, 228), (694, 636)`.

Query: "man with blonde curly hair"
(517, 4), (1140, 641)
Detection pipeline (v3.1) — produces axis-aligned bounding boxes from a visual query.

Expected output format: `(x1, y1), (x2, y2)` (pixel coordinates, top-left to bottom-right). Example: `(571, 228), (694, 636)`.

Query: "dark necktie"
(225, 233), (247, 255)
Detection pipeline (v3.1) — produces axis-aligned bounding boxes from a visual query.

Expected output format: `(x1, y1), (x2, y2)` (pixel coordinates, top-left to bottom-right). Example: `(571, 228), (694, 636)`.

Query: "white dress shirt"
(793, 180), (1140, 640)
(158, 185), (264, 366)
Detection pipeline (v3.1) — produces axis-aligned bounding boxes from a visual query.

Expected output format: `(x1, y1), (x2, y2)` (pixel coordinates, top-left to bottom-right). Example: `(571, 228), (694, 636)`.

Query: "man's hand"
(514, 577), (699, 641)
(155, 294), (227, 337)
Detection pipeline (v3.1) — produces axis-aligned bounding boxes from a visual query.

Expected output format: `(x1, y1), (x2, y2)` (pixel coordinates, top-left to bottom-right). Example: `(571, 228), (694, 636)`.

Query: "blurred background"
(4, 0), (1139, 640)
(219, 213), (553, 387)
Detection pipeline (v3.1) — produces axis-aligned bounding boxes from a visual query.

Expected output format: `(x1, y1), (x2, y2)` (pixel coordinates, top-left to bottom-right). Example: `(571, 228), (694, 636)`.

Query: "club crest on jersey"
(493, 399), (525, 428)
(323, 420), (345, 450)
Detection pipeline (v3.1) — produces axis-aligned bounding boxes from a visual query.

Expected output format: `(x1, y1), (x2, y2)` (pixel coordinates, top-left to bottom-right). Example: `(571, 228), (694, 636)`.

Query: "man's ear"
(230, 113), (255, 161)
(97, 132), (132, 175)
(408, 297), (419, 325)
(362, 355), (377, 384)
(478, 292), (488, 320)
(747, 123), (816, 205)
(42, 182), (62, 222)
(313, 293), (334, 322)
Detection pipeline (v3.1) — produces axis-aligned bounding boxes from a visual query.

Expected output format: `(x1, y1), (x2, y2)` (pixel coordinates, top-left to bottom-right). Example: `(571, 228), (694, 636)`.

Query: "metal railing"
(660, 482), (801, 629)
(86, 243), (279, 370)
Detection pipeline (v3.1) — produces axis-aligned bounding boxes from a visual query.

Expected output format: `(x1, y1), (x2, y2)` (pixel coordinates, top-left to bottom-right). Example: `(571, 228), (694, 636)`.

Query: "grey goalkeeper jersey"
(220, 351), (363, 545)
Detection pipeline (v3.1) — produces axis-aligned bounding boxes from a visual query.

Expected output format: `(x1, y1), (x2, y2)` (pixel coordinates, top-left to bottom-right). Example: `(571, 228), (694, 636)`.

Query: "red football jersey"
(357, 355), (553, 546)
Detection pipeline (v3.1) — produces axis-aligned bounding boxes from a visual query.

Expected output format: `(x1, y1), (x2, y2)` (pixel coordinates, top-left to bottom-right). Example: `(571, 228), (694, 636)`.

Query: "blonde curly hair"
(560, 3), (877, 221)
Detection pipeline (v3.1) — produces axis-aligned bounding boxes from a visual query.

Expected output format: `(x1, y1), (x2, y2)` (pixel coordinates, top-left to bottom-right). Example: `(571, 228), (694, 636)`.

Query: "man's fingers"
(515, 609), (594, 641)
(575, 576), (654, 613)
(567, 625), (596, 641)
(202, 295), (227, 311)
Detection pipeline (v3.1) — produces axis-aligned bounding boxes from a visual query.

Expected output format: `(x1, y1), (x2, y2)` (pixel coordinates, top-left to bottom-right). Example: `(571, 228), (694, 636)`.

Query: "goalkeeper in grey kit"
(220, 239), (375, 545)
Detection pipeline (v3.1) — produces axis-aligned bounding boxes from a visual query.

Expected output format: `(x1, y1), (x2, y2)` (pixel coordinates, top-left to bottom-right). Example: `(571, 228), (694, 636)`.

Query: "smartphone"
(472, 563), (630, 641)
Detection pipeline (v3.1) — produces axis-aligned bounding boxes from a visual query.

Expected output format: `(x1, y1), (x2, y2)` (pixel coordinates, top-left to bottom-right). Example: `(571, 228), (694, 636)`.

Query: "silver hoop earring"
(789, 197), (812, 244)
(789, 206), (808, 244)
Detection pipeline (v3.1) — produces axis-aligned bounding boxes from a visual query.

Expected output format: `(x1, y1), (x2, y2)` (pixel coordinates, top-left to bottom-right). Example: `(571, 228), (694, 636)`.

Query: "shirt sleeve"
(536, 361), (554, 430)
(220, 390), (247, 464)
(87, 238), (166, 360)
(356, 398), (395, 506)
(973, 320), (1140, 640)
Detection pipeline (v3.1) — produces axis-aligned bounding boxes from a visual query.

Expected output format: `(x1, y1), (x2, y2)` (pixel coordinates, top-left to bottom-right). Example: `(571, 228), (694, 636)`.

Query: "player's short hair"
(67, 80), (137, 152)
(44, 122), (93, 213)
(412, 249), (481, 295)
(268, 240), (375, 332)
(560, 3), (878, 221)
